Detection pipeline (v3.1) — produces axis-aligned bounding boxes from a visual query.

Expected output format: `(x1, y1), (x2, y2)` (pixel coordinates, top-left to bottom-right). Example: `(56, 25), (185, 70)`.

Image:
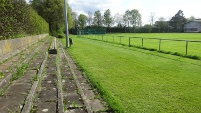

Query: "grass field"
(84, 33), (201, 58)
(60, 33), (201, 112)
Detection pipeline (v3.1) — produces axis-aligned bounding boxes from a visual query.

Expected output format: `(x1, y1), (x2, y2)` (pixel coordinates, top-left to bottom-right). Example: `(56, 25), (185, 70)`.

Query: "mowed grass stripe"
(87, 33), (201, 58)
(61, 36), (201, 112)
(105, 33), (201, 40)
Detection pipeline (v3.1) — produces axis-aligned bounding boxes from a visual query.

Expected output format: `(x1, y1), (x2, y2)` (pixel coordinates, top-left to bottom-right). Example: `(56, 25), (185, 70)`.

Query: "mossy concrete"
(0, 34), (48, 57)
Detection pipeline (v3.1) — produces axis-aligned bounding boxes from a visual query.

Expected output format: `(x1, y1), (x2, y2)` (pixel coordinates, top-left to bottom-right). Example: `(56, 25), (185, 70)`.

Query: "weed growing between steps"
(11, 63), (28, 81)
(0, 63), (29, 95)
(0, 72), (4, 79)
(31, 75), (38, 85)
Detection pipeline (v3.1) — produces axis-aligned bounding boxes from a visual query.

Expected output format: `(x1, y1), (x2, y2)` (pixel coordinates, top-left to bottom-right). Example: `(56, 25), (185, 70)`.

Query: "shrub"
(0, 0), (49, 40)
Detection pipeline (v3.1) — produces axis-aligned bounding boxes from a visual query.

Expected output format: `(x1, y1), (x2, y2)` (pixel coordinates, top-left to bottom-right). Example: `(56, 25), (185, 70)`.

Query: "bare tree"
(114, 13), (123, 27)
(149, 12), (156, 26)
(87, 11), (93, 26)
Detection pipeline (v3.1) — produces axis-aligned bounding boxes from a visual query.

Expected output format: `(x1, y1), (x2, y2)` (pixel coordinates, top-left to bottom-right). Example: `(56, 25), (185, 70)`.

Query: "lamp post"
(64, 0), (69, 47)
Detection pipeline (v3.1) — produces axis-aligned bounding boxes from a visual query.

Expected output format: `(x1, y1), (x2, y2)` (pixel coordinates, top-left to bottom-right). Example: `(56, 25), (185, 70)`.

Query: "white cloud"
(26, 0), (201, 25)
(69, 0), (142, 16)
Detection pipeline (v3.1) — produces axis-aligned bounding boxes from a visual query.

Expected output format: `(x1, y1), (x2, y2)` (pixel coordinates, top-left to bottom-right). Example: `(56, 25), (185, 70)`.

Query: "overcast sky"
(69, 0), (201, 24)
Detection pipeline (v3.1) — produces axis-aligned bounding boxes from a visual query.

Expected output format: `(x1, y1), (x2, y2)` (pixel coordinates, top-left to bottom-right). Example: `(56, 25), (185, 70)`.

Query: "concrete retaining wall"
(0, 34), (48, 61)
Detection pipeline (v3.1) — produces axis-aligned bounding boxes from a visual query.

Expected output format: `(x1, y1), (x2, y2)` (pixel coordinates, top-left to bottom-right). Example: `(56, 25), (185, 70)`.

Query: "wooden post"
(159, 39), (161, 51)
(142, 38), (144, 47)
(186, 41), (188, 55)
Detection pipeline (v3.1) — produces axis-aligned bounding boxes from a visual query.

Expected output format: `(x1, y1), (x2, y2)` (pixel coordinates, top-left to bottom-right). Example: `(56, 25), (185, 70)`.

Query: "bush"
(57, 34), (65, 38)
(0, 0), (49, 40)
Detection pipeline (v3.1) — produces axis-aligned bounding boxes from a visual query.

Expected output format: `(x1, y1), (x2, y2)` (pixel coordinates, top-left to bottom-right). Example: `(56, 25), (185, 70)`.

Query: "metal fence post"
(186, 41), (188, 55)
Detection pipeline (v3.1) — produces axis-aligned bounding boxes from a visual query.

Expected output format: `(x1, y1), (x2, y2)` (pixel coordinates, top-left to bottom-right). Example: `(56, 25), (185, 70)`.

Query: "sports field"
(84, 33), (201, 59)
(60, 33), (201, 112)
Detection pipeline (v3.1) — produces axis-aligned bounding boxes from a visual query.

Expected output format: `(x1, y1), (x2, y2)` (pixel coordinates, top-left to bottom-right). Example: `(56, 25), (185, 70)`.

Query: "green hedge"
(0, 0), (49, 40)
(28, 8), (49, 35)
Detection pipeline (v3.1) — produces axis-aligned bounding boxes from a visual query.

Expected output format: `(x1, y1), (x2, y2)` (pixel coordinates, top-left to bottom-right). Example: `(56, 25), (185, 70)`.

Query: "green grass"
(60, 34), (201, 112)
(85, 33), (201, 58)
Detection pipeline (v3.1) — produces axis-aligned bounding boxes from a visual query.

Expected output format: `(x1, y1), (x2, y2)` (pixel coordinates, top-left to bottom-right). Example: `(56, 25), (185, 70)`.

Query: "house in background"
(184, 19), (201, 32)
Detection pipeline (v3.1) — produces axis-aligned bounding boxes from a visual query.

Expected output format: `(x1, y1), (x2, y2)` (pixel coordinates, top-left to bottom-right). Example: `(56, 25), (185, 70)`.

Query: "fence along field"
(82, 33), (201, 59)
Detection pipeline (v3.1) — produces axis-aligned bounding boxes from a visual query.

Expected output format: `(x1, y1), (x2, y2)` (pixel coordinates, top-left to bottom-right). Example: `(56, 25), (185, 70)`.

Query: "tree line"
(73, 9), (142, 29)
(0, 0), (49, 40)
(0, 0), (196, 40)
(149, 10), (188, 33)
(72, 9), (193, 33)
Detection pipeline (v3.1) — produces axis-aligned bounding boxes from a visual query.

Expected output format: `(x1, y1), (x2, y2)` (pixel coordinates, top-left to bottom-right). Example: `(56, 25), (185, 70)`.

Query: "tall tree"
(93, 10), (102, 27)
(72, 11), (78, 29)
(114, 13), (123, 27)
(169, 10), (187, 32)
(78, 14), (88, 29)
(123, 9), (142, 28)
(187, 16), (196, 22)
(67, 5), (73, 30)
(123, 10), (131, 27)
(87, 11), (93, 27)
(30, 0), (73, 36)
(156, 17), (167, 32)
(103, 9), (113, 27)
(144, 24), (152, 33)
(130, 9), (142, 27)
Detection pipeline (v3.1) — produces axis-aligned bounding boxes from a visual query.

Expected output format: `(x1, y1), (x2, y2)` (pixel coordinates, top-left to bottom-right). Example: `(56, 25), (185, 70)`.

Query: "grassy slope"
(61, 35), (201, 112)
